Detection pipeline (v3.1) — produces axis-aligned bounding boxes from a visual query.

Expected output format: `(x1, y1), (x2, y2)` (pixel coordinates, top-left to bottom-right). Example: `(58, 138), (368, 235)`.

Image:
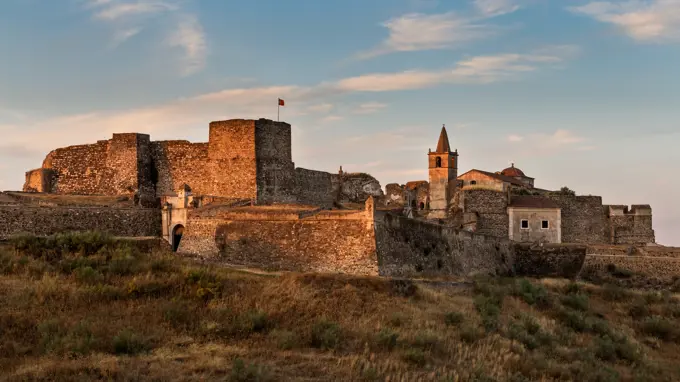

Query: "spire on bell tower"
(435, 124), (451, 153)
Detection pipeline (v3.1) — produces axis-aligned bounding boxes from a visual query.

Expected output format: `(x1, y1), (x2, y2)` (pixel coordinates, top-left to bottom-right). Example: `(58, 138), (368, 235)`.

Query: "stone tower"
(428, 125), (458, 218)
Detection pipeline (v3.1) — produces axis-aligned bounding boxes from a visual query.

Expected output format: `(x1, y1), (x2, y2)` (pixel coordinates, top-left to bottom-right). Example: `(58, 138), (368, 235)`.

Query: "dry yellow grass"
(1, 233), (680, 381)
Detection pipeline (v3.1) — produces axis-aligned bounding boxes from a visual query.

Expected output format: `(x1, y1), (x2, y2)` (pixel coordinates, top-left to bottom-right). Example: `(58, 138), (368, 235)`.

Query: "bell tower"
(428, 125), (458, 218)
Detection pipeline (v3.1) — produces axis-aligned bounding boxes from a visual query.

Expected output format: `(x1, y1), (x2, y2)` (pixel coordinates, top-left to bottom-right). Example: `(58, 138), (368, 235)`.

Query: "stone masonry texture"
(463, 189), (509, 237)
(544, 195), (607, 244)
(0, 206), (160, 238)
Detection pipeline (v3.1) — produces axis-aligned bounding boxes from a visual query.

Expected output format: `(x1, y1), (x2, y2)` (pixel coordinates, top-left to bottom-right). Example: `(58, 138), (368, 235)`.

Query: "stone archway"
(172, 225), (185, 252)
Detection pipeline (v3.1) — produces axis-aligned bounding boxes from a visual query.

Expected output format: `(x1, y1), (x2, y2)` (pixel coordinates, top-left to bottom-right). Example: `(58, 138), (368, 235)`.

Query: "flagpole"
(278, 103), (280, 122)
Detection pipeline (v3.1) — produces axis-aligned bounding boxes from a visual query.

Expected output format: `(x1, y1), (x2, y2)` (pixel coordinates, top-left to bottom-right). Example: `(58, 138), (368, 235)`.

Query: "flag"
(278, 98), (285, 106)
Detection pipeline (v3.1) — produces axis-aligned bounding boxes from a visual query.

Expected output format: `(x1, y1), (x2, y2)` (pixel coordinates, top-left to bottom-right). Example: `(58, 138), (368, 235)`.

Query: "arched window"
(419, 202), (425, 210)
(435, 157), (442, 168)
(470, 180), (477, 185)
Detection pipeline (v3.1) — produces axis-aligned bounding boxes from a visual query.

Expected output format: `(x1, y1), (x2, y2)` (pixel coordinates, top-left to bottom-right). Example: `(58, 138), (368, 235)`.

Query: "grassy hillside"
(1, 233), (680, 381)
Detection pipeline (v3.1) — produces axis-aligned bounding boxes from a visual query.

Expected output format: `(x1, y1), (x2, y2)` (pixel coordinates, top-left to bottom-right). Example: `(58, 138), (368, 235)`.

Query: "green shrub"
(387, 312), (407, 327)
(515, 279), (551, 308)
(229, 358), (272, 382)
(163, 301), (195, 330)
(557, 309), (589, 332)
(594, 335), (641, 364)
(243, 311), (270, 333)
(460, 324), (484, 344)
(601, 284), (630, 302)
(640, 317), (678, 342)
(270, 329), (298, 350)
(412, 331), (440, 352)
(38, 319), (98, 356)
(629, 300), (650, 319)
(444, 311), (465, 326)
(74, 266), (103, 285)
(564, 282), (582, 295)
(375, 328), (399, 351)
(112, 329), (151, 355)
(310, 320), (341, 350)
(561, 294), (589, 312)
(475, 295), (502, 332)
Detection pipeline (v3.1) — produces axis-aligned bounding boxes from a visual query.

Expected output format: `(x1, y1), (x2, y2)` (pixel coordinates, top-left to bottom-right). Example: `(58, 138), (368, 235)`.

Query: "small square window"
(542, 220), (549, 229)
(521, 220), (529, 229)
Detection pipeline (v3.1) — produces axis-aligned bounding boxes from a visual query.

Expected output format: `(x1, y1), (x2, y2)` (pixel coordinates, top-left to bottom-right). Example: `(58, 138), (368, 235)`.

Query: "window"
(520, 220), (529, 229)
(419, 202), (425, 210)
(435, 157), (442, 168)
(542, 220), (549, 229)
(470, 180), (477, 185)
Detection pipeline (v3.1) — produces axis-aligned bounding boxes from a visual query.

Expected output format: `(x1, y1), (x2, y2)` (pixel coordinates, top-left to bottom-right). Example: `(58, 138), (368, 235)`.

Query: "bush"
(74, 266), (103, 285)
(594, 335), (641, 364)
(229, 358), (272, 382)
(601, 284), (630, 302)
(112, 329), (151, 355)
(474, 295), (502, 332)
(444, 311), (465, 326)
(38, 319), (98, 356)
(270, 329), (298, 350)
(515, 279), (551, 308)
(640, 317), (678, 342)
(629, 300), (650, 319)
(375, 328), (399, 351)
(162, 301), (195, 330)
(561, 294), (589, 312)
(402, 348), (426, 367)
(460, 324), (484, 344)
(412, 331), (440, 352)
(310, 320), (341, 350)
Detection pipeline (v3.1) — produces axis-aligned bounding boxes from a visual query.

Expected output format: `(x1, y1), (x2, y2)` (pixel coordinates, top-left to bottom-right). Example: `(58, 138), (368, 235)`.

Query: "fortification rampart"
(0, 206), (161, 238)
(374, 211), (515, 277)
(178, 203), (377, 275)
(294, 168), (334, 208)
(150, 141), (210, 197)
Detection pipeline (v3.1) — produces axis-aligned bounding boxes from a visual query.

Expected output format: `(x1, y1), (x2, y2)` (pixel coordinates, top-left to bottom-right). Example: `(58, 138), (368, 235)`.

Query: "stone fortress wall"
(23, 119), (380, 208)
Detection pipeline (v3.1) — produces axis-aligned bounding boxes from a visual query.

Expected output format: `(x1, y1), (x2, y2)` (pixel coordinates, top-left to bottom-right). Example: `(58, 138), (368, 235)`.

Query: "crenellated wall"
(604, 205), (655, 244)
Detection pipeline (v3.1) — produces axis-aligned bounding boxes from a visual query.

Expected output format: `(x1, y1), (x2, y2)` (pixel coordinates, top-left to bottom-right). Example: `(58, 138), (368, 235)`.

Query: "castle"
(385, 125), (655, 246)
(0, 118), (660, 279)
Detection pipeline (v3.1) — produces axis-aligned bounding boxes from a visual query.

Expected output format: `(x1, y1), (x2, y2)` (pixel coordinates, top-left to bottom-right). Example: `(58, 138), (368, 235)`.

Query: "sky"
(0, 0), (678, 245)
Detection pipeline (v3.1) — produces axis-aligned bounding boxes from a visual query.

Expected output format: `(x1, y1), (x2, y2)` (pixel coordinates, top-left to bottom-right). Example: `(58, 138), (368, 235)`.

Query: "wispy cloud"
(355, 1), (524, 60)
(353, 102), (388, 114)
(473, 0), (521, 17)
(507, 129), (589, 153)
(320, 115), (344, 123)
(167, 15), (207, 75)
(307, 103), (334, 113)
(339, 46), (578, 92)
(85, 0), (207, 75)
(356, 12), (498, 59)
(569, 0), (680, 42)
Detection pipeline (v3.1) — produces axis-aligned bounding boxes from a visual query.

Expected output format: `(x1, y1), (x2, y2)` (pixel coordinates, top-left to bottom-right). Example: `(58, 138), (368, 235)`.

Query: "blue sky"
(0, 0), (679, 245)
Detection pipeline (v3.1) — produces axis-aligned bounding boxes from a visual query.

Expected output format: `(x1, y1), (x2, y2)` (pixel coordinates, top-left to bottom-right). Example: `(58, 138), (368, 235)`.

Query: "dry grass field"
(1, 232), (680, 381)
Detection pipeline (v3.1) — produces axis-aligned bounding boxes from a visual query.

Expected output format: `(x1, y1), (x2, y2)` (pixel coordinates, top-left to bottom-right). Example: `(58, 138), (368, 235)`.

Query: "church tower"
(428, 125), (458, 218)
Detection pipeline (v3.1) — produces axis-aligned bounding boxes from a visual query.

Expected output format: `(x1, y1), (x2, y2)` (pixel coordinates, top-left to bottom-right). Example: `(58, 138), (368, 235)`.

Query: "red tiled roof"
(405, 181), (428, 190)
(509, 196), (560, 209)
(458, 169), (527, 187)
(500, 164), (526, 177)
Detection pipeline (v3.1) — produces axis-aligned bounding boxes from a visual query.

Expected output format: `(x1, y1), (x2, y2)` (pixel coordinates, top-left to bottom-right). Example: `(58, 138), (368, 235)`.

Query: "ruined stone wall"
(331, 172), (384, 204)
(0, 206), (161, 238)
(374, 212), (514, 278)
(255, 120), (297, 204)
(581, 255), (680, 285)
(23, 169), (56, 193)
(179, 209), (378, 275)
(385, 183), (405, 206)
(208, 120), (257, 199)
(605, 205), (655, 244)
(150, 141), (210, 196)
(295, 168), (333, 207)
(463, 189), (509, 237)
(544, 194), (607, 244)
(27, 134), (154, 203)
(513, 243), (586, 278)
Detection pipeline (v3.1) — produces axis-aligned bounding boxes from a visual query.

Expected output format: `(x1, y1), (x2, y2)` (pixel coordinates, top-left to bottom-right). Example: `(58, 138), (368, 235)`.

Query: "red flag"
(278, 98), (285, 106)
